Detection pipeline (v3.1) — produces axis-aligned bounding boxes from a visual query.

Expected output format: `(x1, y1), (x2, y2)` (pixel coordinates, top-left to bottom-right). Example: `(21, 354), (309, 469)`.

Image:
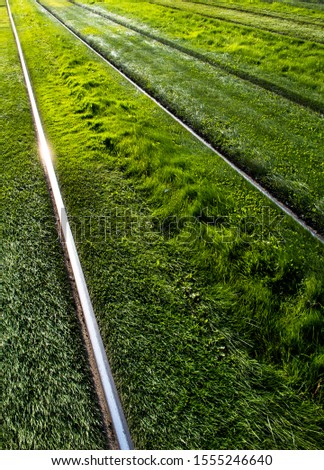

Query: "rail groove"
(7, 0), (134, 450)
(68, 0), (323, 114)
(35, 0), (324, 244)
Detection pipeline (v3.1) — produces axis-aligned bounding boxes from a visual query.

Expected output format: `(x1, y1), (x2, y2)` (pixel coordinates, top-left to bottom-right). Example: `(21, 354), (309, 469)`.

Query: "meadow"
(8, 0), (324, 449)
(1, 2), (106, 449)
(40, 0), (324, 233)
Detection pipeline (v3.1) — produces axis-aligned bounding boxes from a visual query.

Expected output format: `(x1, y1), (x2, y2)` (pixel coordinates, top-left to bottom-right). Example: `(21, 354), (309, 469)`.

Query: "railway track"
(148, 0), (324, 44)
(34, 0), (324, 244)
(68, 0), (323, 114)
(183, 0), (324, 27)
(6, 0), (324, 450)
(6, 0), (133, 450)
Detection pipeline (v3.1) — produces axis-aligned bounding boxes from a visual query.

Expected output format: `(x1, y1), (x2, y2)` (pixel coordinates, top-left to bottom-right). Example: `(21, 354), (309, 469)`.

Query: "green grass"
(73, 0), (324, 112)
(1, 3), (106, 449)
(185, 0), (324, 18)
(79, 0), (324, 107)
(40, 0), (324, 233)
(10, 0), (324, 450)
(147, 0), (324, 41)
(151, 0), (324, 23)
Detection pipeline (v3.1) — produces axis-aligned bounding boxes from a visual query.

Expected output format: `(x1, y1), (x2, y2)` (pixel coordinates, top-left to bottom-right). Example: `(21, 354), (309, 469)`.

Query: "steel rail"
(6, 0), (133, 450)
(35, 0), (324, 244)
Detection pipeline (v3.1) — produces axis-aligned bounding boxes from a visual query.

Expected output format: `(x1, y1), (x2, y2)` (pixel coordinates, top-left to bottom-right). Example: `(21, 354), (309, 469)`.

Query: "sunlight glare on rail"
(6, 0), (133, 450)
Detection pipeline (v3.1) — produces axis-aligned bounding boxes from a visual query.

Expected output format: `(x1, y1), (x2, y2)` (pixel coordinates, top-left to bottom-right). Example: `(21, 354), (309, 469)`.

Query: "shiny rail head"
(6, 0), (134, 450)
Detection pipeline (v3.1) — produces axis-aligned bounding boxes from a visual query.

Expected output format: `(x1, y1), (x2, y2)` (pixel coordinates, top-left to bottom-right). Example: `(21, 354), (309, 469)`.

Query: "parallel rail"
(7, 0), (133, 450)
(68, 0), (323, 114)
(148, 0), (324, 44)
(35, 0), (324, 244)
(182, 0), (324, 27)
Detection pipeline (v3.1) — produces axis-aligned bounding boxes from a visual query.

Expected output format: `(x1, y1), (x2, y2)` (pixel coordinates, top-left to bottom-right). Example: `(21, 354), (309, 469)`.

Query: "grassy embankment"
(40, 0), (324, 233)
(1, 2), (106, 449)
(11, 0), (324, 449)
